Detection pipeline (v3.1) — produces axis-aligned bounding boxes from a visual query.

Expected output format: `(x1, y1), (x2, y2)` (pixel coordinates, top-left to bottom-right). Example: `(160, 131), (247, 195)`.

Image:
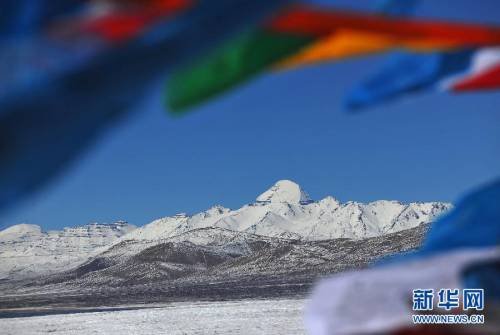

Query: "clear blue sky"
(1, 0), (500, 231)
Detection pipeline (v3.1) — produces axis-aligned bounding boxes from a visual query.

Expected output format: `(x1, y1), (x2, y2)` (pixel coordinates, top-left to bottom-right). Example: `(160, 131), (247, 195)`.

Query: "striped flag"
(346, 47), (500, 109)
(443, 47), (500, 92)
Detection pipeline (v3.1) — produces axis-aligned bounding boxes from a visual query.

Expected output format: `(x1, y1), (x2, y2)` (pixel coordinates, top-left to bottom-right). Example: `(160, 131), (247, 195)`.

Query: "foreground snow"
(1, 298), (305, 335)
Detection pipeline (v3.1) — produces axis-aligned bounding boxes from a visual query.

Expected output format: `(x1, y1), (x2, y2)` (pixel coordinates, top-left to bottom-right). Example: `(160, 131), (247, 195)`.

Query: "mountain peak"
(0, 224), (42, 240)
(256, 180), (313, 205)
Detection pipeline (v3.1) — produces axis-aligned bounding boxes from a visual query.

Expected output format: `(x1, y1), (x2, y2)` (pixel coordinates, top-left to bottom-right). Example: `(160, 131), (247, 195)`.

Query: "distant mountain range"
(0, 180), (452, 307)
(126, 180), (450, 241)
(0, 180), (450, 281)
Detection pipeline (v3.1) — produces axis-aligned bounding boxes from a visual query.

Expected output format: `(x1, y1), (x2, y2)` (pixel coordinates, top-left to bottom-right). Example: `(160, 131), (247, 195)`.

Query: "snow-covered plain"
(0, 298), (305, 335)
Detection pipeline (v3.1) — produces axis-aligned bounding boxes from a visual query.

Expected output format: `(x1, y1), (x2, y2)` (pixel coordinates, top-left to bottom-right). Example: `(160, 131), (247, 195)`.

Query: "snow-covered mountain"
(2, 224), (431, 305)
(0, 180), (451, 281)
(123, 180), (451, 243)
(0, 221), (135, 279)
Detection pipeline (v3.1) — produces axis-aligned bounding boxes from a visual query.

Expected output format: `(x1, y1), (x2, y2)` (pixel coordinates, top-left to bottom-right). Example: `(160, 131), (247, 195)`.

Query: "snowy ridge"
(0, 221), (135, 279)
(122, 180), (451, 243)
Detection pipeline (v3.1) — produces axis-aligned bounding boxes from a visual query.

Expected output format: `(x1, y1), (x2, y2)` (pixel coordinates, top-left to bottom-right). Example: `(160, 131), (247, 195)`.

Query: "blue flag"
(345, 49), (476, 110)
(0, 0), (293, 211)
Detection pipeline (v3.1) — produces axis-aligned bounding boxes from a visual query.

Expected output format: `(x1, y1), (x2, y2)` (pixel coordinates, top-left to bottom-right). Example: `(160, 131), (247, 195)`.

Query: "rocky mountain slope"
(55, 224), (430, 287)
(0, 224), (430, 309)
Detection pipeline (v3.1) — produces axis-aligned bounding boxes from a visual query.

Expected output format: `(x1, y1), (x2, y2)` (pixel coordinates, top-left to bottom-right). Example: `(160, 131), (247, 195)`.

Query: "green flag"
(166, 29), (313, 112)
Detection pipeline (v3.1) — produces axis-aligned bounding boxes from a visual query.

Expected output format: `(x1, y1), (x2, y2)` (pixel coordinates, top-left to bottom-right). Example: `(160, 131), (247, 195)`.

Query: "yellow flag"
(276, 29), (461, 70)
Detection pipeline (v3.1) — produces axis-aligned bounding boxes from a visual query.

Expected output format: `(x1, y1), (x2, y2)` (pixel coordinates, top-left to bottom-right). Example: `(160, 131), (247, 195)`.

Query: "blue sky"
(2, 0), (500, 230)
